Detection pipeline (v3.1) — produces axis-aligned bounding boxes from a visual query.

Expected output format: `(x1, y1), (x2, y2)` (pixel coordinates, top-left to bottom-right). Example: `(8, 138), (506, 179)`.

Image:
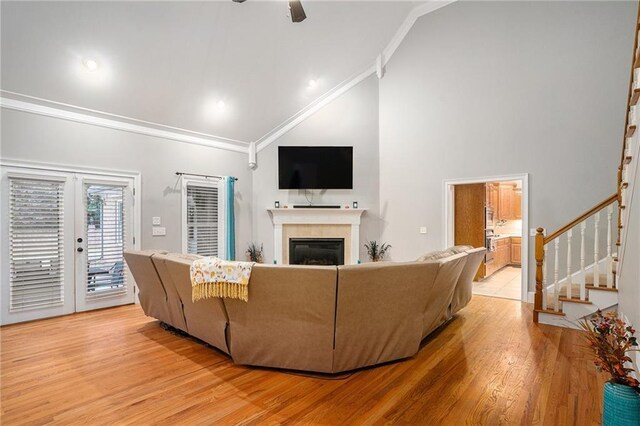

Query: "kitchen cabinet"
(498, 184), (514, 220)
(487, 183), (499, 211)
(514, 191), (522, 220)
(510, 237), (521, 265)
(496, 238), (510, 269)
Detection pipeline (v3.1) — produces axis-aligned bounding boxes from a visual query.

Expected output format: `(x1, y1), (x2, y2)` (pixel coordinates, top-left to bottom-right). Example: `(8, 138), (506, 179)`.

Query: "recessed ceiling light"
(83, 58), (99, 72)
(308, 79), (318, 88)
(217, 100), (226, 109)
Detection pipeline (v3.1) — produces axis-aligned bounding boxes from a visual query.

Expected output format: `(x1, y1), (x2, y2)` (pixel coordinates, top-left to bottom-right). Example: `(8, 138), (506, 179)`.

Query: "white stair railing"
(534, 193), (618, 319)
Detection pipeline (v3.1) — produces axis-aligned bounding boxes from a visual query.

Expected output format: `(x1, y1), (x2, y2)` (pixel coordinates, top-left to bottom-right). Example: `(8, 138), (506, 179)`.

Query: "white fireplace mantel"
(268, 208), (367, 265)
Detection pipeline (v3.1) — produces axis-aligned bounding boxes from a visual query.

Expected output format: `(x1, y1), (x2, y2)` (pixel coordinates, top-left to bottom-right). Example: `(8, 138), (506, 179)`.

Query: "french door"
(1, 166), (136, 325)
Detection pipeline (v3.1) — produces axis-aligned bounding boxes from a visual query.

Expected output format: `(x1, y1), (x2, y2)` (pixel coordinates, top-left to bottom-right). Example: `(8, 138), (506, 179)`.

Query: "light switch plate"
(152, 227), (166, 236)
(420, 226), (427, 234)
(152, 216), (161, 226)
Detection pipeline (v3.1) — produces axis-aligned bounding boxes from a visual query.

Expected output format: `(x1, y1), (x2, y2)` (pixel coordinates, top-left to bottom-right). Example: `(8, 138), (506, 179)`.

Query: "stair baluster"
(580, 222), (586, 300)
(607, 205), (614, 288)
(554, 239), (560, 312)
(593, 212), (600, 287)
(542, 244), (548, 310)
(566, 230), (573, 299)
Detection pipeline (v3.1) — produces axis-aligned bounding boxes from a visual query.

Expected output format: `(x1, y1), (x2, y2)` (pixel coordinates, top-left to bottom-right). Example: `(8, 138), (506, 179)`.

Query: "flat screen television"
(278, 146), (353, 190)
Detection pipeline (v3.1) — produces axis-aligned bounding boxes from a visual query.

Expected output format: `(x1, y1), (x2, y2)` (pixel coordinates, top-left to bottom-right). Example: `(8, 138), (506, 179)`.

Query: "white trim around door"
(443, 173), (530, 303)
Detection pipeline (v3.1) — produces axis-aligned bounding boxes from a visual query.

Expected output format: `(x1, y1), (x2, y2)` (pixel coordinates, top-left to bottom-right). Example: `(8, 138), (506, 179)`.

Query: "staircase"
(533, 4), (640, 327)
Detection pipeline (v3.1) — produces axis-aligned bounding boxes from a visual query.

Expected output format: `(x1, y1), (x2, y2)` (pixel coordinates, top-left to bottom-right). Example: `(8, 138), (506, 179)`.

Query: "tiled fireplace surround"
(268, 208), (366, 265)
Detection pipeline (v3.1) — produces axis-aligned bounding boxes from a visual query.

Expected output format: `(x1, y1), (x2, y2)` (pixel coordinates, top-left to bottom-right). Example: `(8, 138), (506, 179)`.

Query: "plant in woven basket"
(364, 240), (391, 262)
(579, 310), (640, 389)
(246, 243), (264, 263)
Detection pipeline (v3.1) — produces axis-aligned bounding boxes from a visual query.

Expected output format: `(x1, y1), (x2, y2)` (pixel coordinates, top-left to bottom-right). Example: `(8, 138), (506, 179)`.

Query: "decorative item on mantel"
(246, 243), (264, 263)
(364, 240), (391, 262)
(580, 310), (640, 426)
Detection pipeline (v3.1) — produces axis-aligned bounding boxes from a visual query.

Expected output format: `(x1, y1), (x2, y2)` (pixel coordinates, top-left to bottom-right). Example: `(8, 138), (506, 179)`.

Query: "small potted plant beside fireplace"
(364, 240), (391, 262)
(580, 310), (640, 425)
(246, 243), (264, 263)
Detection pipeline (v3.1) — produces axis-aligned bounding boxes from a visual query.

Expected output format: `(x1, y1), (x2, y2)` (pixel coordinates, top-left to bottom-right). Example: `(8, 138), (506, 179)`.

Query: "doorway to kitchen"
(443, 174), (529, 302)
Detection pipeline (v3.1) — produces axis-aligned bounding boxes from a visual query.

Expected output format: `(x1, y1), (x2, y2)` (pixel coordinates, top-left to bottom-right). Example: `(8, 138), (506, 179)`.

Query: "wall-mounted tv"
(278, 146), (353, 190)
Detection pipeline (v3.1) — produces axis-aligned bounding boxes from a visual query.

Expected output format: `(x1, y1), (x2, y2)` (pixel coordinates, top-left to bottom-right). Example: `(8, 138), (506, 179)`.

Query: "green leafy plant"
(246, 243), (264, 263)
(579, 310), (639, 389)
(364, 240), (391, 262)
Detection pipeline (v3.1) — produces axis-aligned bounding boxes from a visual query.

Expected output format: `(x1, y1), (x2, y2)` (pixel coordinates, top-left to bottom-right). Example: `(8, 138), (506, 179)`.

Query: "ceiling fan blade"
(289, 0), (306, 23)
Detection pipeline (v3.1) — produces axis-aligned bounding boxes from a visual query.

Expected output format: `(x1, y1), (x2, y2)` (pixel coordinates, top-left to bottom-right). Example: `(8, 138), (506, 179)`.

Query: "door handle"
(77, 247), (84, 253)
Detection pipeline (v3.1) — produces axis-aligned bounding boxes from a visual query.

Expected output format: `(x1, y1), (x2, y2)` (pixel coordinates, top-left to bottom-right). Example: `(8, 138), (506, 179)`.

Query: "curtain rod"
(175, 172), (238, 181)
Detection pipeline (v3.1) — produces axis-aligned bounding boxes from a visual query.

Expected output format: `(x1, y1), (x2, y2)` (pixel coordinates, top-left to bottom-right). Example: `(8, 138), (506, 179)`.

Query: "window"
(183, 179), (226, 258)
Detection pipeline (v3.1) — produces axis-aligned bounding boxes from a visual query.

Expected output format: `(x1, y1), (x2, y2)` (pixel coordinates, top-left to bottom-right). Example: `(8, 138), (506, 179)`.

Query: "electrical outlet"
(152, 227), (166, 236)
(152, 216), (161, 226)
(420, 226), (427, 234)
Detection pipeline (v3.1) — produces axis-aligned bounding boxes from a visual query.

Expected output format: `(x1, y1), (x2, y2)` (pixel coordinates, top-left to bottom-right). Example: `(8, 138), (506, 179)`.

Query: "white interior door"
(74, 174), (135, 312)
(1, 169), (76, 324)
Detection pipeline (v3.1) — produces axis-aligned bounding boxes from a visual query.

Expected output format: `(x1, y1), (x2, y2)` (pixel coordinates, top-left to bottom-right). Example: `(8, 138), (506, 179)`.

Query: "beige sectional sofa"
(124, 246), (485, 374)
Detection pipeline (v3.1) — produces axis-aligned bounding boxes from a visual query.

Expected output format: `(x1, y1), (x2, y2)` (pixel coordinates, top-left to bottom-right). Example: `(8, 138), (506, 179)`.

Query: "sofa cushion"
(416, 249), (454, 262)
(447, 245), (474, 254)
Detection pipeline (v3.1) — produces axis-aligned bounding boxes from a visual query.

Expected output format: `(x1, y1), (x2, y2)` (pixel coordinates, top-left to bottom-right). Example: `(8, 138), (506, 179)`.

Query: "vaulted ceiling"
(1, 1), (417, 143)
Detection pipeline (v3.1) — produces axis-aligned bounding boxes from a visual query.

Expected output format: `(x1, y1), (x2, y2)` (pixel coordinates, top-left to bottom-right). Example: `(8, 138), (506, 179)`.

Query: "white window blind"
(186, 183), (219, 256)
(85, 184), (127, 299)
(9, 177), (65, 311)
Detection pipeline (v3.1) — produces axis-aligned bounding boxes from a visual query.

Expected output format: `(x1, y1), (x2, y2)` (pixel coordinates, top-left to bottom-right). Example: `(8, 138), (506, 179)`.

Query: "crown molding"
(253, 0), (457, 155)
(0, 1), (456, 160)
(255, 64), (376, 153)
(0, 92), (250, 154)
(382, 0), (456, 66)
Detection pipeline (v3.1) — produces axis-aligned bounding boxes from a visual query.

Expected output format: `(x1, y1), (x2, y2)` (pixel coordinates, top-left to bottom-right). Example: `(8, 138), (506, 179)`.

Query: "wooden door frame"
(443, 173), (529, 303)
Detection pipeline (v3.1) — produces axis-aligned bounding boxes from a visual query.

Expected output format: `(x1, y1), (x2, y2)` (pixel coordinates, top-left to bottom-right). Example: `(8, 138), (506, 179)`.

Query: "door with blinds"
(1, 171), (76, 324)
(1, 167), (137, 324)
(74, 175), (135, 312)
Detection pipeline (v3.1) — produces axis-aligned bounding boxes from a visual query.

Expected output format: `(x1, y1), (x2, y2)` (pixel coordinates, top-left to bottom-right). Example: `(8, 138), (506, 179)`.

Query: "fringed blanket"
(190, 257), (254, 302)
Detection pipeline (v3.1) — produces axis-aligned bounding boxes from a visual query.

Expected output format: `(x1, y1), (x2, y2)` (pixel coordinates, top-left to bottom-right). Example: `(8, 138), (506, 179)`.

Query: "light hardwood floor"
(1, 296), (605, 425)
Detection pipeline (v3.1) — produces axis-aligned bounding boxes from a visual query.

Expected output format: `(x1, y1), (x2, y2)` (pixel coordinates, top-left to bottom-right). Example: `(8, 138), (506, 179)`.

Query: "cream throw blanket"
(190, 257), (254, 302)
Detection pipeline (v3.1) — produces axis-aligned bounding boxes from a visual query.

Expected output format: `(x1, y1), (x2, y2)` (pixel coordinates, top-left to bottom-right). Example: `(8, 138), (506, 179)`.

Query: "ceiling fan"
(231, 0), (307, 23)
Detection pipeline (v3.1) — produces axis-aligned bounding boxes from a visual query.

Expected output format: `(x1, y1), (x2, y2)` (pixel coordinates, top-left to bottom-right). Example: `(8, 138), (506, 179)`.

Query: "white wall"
(379, 1), (635, 291)
(252, 75), (380, 263)
(0, 109), (253, 254)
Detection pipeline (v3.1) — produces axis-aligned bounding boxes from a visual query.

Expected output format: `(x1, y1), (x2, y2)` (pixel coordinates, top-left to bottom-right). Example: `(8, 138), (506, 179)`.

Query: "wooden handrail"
(543, 193), (618, 244)
(620, 3), (640, 173)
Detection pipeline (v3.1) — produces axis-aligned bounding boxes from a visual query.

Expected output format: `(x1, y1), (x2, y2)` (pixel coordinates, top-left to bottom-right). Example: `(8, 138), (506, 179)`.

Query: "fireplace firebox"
(289, 238), (345, 266)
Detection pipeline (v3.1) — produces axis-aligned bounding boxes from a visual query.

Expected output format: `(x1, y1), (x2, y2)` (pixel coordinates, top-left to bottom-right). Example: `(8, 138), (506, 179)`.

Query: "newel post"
(534, 227), (545, 323)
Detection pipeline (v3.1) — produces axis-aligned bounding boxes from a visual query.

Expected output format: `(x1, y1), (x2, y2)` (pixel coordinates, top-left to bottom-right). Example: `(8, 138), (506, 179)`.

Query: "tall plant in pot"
(364, 241), (391, 262)
(580, 310), (640, 425)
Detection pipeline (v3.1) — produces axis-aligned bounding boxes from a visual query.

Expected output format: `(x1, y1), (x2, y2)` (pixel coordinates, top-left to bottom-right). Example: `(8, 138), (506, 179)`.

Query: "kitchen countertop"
(492, 234), (521, 240)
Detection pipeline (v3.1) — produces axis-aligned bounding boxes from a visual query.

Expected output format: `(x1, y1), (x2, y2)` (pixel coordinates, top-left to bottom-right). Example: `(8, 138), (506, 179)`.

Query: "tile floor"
(474, 266), (522, 300)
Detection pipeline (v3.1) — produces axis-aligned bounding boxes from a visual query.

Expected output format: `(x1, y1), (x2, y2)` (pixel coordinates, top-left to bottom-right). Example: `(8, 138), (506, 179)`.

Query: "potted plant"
(580, 310), (640, 425)
(246, 243), (264, 263)
(364, 240), (391, 262)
